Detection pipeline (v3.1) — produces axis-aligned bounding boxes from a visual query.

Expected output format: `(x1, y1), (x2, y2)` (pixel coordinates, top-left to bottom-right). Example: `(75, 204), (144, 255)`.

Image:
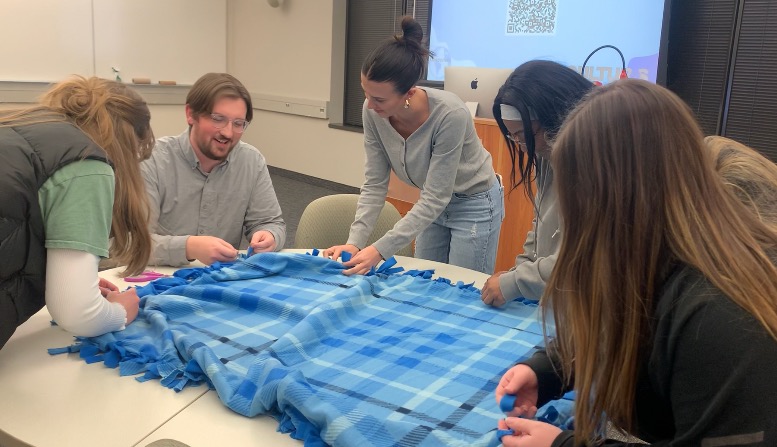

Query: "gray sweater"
(348, 87), (496, 258)
(141, 130), (286, 266)
(498, 159), (560, 300)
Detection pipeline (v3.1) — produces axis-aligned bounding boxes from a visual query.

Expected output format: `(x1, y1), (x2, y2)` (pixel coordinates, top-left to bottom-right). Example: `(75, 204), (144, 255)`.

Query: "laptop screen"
(443, 66), (514, 120)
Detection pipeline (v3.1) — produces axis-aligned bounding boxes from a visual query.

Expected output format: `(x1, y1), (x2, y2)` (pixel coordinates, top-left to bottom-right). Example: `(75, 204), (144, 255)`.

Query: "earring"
(404, 98), (410, 109)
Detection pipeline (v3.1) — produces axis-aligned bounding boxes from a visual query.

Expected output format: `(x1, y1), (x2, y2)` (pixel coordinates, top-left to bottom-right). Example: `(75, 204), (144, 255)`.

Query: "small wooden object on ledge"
(158, 80), (177, 85)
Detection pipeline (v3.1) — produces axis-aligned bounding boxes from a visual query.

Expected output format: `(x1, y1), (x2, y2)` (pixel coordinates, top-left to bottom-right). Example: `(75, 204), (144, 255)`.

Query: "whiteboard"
(92, 0), (226, 85)
(0, 0), (226, 85)
(0, 0), (94, 82)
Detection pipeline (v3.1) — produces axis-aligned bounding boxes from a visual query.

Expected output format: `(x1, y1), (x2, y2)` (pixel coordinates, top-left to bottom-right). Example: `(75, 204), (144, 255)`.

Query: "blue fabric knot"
(496, 429), (515, 441)
(500, 394), (517, 413)
(402, 269), (436, 279)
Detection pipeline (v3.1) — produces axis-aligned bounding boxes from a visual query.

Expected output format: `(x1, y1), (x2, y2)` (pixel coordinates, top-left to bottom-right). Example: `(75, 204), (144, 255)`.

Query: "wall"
(1, 83), (200, 146)
(0, 101), (183, 140)
(0, 0), (227, 85)
(0, 0), (93, 82)
(91, 0), (227, 85)
(0, 0), (367, 189)
(0, 0), (227, 149)
(227, 0), (365, 188)
(147, 105), (188, 140)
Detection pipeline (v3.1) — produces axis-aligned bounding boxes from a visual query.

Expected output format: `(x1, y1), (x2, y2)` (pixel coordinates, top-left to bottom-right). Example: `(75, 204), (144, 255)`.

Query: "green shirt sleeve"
(38, 159), (114, 258)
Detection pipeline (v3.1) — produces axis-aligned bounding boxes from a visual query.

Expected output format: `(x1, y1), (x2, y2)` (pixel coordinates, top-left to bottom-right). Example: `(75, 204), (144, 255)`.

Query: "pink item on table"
(124, 270), (169, 282)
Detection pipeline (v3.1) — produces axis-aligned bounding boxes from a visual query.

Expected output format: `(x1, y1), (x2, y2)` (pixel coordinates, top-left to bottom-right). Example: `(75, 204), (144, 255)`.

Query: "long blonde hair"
(548, 79), (777, 444)
(705, 135), (777, 228)
(0, 76), (154, 276)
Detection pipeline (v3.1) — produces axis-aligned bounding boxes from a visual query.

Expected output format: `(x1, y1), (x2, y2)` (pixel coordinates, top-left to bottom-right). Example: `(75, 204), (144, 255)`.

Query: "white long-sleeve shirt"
(46, 248), (126, 336)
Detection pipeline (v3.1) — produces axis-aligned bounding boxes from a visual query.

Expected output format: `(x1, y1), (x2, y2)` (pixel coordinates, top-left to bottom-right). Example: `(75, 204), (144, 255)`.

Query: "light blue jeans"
(414, 177), (504, 274)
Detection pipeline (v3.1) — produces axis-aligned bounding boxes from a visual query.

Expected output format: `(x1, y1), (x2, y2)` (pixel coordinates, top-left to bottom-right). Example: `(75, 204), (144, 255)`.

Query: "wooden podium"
(386, 117), (535, 272)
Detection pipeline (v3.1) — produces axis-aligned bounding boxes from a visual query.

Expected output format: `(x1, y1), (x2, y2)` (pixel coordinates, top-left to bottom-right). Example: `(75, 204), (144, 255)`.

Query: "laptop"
(443, 66), (515, 119)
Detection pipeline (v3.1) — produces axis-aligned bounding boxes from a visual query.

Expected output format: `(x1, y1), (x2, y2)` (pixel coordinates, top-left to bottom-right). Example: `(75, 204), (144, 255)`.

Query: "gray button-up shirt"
(141, 130), (286, 266)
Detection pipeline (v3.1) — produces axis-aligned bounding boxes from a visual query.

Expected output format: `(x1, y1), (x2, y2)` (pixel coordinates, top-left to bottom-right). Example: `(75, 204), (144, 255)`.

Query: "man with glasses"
(141, 73), (286, 266)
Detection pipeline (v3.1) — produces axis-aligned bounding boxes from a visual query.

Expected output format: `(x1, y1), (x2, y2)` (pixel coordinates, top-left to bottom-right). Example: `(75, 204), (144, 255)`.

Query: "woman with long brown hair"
(496, 79), (777, 446)
(0, 76), (154, 349)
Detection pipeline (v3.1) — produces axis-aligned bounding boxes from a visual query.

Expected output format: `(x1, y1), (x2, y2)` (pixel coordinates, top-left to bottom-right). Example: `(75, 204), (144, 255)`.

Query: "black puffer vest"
(0, 122), (109, 349)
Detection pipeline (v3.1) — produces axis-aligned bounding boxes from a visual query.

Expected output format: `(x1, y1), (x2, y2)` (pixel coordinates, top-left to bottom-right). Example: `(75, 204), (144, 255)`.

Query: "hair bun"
(71, 81), (107, 118)
(47, 77), (108, 122)
(400, 16), (423, 45)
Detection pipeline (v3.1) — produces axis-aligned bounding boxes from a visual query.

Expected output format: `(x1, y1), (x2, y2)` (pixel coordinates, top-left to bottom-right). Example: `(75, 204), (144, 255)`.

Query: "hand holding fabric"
(341, 245), (383, 276)
(498, 417), (561, 447)
(185, 235), (239, 265)
(105, 288), (140, 325)
(482, 271), (507, 307)
(98, 277), (119, 297)
(496, 364), (540, 418)
(322, 244), (360, 263)
(250, 230), (277, 253)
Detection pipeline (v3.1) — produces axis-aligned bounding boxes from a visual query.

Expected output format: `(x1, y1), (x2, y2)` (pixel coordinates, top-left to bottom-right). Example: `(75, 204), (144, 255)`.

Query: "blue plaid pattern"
(50, 252), (572, 446)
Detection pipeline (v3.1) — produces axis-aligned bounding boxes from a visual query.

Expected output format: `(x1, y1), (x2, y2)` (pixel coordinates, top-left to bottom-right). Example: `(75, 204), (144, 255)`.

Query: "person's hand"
(185, 235), (238, 265)
(341, 245), (383, 275)
(482, 271), (507, 307)
(98, 277), (119, 297)
(250, 230), (277, 253)
(105, 288), (140, 325)
(322, 244), (360, 262)
(495, 364), (540, 418)
(498, 417), (561, 447)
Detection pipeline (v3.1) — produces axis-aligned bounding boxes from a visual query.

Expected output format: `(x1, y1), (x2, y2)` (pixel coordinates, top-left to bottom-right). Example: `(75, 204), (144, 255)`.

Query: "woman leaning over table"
(496, 79), (777, 446)
(0, 76), (154, 349)
(323, 16), (504, 275)
(480, 60), (593, 307)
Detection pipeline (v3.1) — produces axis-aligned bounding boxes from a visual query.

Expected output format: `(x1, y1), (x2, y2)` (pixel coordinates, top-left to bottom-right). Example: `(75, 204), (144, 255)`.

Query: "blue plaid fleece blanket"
(50, 252), (572, 446)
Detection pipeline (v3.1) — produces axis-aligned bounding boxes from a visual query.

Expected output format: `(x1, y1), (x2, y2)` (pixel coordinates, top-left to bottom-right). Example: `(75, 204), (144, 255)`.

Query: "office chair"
(294, 194), (413, 257)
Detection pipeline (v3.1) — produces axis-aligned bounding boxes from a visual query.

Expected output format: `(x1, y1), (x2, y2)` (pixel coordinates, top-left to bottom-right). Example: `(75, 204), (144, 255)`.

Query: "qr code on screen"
(506, 0), (558, 35)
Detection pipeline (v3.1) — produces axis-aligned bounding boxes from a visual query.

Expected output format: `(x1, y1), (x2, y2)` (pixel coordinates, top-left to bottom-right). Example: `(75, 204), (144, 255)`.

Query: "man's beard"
(198, 136), (235, 161)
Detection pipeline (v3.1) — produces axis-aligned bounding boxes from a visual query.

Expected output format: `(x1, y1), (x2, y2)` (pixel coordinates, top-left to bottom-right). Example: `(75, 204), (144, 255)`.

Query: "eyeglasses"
(208, 113), (250, 133)
(505, 132), (528, 151)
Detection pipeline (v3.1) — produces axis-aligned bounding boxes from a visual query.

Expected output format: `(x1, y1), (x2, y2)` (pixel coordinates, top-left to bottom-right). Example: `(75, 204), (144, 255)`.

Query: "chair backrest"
(294, 194), (413, 257)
